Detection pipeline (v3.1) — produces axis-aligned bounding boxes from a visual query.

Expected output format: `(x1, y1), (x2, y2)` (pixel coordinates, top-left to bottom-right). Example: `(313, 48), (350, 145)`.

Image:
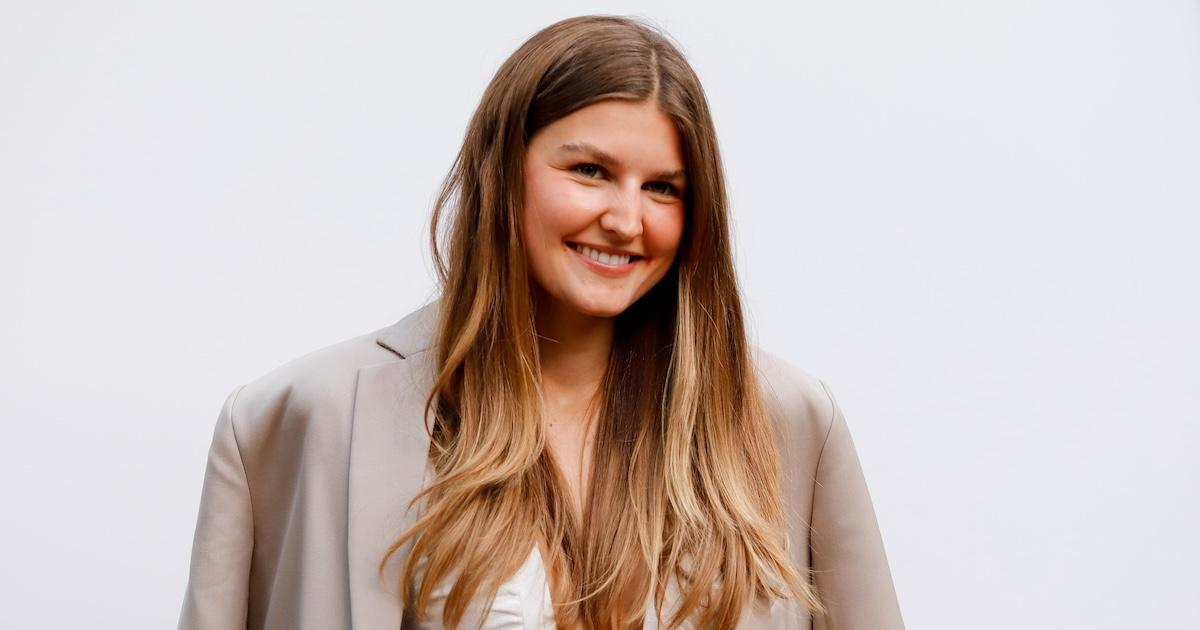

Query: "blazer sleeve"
(178, 385), (254, 630)
(809, 380), (905, 630)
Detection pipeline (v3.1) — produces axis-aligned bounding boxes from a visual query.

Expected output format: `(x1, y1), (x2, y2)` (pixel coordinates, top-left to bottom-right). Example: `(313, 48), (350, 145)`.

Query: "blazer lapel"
(346, 301), (439, 628)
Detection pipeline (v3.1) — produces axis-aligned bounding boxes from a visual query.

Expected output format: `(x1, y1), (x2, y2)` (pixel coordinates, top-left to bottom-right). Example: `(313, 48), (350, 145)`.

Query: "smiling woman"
(522, 99), (686, 318)
(178, 14), (904, 630)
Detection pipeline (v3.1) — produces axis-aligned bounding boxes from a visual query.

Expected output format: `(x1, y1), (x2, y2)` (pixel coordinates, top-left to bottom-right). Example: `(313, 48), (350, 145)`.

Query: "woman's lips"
(566, 242), (638, 277)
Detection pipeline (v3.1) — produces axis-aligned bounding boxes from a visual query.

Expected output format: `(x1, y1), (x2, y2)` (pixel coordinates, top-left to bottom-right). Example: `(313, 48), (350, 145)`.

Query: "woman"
(178, 15), (903, 630)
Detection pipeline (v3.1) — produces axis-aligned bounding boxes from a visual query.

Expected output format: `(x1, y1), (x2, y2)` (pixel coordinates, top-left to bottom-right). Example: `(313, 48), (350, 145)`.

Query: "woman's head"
(388, 16), (823, 629)
(430, 14), (734, 323)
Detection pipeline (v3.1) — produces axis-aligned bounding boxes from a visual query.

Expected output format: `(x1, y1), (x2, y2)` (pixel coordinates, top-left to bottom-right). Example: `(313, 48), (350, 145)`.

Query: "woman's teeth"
(571, 243), (631, 266)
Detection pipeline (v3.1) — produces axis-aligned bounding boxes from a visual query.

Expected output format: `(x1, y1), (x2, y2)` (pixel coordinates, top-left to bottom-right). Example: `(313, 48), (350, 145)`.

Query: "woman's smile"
(566, 241), (643, 277)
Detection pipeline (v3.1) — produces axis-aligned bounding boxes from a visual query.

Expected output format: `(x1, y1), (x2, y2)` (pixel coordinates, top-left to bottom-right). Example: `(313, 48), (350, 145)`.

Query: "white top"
(407, 547), (556, 629)
(407, 547), (693, 629)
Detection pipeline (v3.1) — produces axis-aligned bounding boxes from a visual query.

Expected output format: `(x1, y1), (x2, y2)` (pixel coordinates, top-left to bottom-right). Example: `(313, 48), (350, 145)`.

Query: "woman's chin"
(534, 283), (641, 320)
(560, 293), (636, 319)
(569, 302), (628, 319)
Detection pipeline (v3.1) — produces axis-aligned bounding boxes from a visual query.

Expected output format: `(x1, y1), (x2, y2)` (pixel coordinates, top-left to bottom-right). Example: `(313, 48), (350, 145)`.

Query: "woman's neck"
(532, 291), (613, 396)
(531, 289), (610, 526)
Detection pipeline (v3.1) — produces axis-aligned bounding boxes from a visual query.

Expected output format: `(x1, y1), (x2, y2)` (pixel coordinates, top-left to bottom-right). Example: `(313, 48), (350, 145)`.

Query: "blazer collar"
(375, 298), (440, 359)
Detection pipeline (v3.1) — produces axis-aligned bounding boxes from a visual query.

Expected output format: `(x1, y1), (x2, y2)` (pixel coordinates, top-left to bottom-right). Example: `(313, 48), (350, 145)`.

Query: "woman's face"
(521, 99), (687, 319)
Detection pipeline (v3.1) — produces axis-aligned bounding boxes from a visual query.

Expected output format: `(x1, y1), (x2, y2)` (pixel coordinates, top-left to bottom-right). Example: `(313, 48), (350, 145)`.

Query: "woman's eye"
(573, 163), (603, 178)
(647, 182), (680, 197)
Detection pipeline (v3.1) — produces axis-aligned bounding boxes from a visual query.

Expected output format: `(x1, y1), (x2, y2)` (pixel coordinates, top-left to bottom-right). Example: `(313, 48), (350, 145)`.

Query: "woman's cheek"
(644, 206), (686, 255)
(551, 186), (607, 231)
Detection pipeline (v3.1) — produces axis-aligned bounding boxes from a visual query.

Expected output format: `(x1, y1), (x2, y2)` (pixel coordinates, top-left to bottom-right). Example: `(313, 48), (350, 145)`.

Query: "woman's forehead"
(529, 100), (684, 174)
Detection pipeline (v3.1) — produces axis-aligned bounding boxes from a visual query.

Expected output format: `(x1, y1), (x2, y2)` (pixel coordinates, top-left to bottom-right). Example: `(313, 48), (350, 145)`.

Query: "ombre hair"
(380, 15), (824, 628)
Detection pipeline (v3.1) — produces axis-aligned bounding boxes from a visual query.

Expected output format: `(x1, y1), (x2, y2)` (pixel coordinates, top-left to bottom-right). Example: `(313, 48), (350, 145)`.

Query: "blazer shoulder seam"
(810, 378), (840, 494)
(225, 383), (256, 519)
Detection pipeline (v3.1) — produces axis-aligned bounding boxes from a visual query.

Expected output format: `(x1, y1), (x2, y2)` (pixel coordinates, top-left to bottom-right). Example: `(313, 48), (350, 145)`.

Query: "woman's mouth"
(568, 242), (640, 267)
(565, 241), (643, 277)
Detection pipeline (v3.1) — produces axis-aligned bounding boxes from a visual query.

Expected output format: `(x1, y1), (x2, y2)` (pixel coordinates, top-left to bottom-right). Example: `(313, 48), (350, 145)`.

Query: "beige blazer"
(178, 300), (904, 629)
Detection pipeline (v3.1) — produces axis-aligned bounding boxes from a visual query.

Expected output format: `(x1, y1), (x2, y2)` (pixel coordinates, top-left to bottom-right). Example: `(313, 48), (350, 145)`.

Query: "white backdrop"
(2, 1), (1197, 628)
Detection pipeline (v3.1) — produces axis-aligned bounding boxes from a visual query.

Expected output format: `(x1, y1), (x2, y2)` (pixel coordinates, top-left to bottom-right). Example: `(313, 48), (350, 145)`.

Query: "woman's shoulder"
(750, 346), (840, 453)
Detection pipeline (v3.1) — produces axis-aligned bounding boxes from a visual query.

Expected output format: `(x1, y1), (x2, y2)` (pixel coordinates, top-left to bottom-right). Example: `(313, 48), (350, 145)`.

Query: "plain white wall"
(2, 1), (1197, 627)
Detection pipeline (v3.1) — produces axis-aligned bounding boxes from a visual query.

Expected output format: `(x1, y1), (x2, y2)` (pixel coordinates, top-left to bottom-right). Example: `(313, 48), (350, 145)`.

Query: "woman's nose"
(598, 187), (643, 240)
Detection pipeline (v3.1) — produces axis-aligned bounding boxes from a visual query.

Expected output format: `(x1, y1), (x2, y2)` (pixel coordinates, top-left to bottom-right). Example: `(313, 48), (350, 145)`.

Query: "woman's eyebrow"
(555, 141), (686, 183)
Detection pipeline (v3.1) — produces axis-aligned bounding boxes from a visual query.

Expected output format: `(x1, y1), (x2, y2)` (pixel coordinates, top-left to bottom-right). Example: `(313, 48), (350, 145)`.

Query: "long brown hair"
(380, 15), (823, 628)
